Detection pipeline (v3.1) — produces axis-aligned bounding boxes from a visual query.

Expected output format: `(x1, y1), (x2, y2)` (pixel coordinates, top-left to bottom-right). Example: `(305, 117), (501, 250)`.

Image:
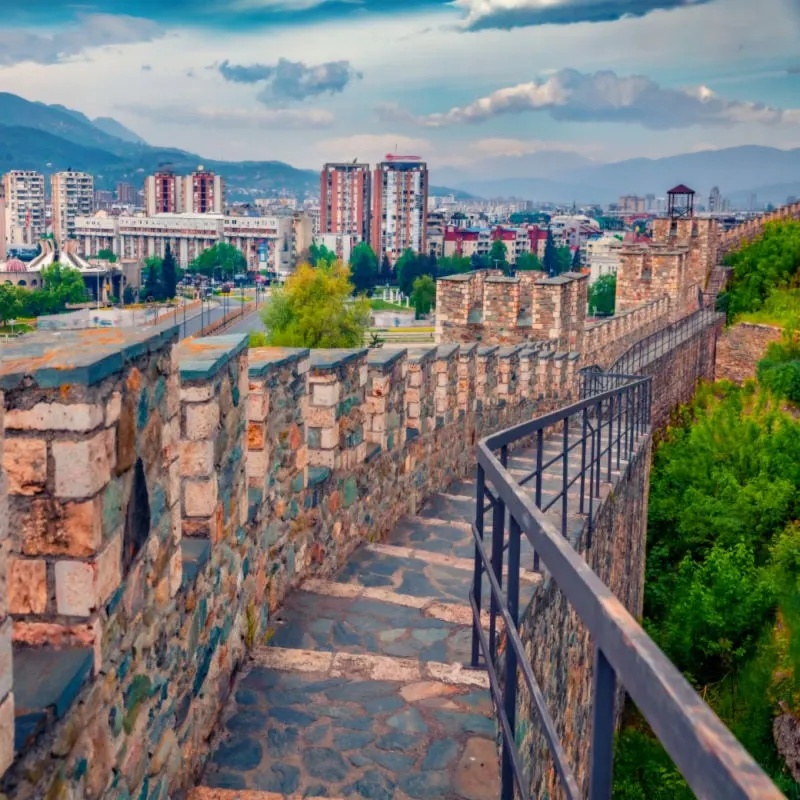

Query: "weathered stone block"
(53, 432), (111, 499)
(312, 382), (340, 406)
(184, 401), (220, 441)
(5, 402), (104, 432)
(54, 560), (96, 617)
(0, 619), (11, 702)
(0, 692), (13, 777)
(180, 440), (215, 478)
(21, 496), (102, 557)
(9, 557), (47, 614)
(4, 438), (47, 496)
(184, 478), (218, 518)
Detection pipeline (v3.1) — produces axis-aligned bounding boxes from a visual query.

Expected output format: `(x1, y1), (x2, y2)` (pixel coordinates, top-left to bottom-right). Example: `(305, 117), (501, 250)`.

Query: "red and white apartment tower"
(371, 155), (429, 267)
(320, 162), (371, 243)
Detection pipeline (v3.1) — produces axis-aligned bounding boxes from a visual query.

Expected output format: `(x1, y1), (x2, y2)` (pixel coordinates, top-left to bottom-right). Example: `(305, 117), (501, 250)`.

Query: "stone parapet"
(0, 391), (12, 777)
(0, 328), (589, 798)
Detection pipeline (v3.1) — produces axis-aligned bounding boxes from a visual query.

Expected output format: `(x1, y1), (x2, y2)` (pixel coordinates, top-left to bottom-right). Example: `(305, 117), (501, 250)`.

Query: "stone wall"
(514, 318), (721, 798)
(718, 202), (800, 257)
(0, 330), (586, 799)
(715, 322), (782, 384)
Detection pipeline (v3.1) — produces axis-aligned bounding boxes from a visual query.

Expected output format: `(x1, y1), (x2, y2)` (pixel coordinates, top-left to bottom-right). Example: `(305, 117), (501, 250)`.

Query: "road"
(159, 300), (265, 340)
(220, 307), (266, 337)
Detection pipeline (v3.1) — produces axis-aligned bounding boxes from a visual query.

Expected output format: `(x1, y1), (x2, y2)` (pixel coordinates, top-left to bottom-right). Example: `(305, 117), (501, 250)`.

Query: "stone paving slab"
(200, 663), (499, 800)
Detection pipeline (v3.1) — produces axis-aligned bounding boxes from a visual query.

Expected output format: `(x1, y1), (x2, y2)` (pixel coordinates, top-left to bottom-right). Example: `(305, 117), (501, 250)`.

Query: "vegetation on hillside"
(251, 261), (369, 348)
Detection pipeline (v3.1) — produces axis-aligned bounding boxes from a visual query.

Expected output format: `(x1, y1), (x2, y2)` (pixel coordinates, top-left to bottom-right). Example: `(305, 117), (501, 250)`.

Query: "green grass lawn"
(0, 323), (33, 335)
(736, 288), (800, 328)
(370, 298), (408, 312)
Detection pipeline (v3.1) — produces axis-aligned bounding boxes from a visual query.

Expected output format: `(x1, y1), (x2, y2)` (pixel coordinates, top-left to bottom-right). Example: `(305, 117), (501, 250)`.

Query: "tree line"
(0, 263), (88, 324)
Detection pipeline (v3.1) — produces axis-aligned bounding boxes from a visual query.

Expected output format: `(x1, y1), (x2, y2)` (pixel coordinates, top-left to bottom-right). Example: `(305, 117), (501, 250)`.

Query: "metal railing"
(469, 378), (783, 799)
(611, 305), (723, 375)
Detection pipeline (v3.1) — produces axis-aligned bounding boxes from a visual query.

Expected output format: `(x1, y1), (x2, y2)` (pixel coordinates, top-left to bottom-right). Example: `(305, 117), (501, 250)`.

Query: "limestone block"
(9, 557), (47, 614)
(52, 431), (111, 499)
(54, 560), (96, 617)
(4, 438), (47, 496)
(21, 496), (102, 557)
(184, 477), (218, 518)
(105, 392), (122, 426)
(180, 440), (215, 478)
(312, 382), (340, 406)
(180, 384), (214, 403)
(184, 400), (220, 441)
(5, 402), (104, 432)
(0, 619), (10, 703)
(247, 385), (269, 422)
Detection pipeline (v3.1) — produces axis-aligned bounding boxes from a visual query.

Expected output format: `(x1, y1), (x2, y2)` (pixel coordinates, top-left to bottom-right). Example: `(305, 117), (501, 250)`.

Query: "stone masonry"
(715, 322), (783, 385)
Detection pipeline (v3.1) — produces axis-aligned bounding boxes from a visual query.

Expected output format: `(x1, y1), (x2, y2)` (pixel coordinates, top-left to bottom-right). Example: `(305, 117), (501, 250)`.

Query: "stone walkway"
(190, 425), (627, 800)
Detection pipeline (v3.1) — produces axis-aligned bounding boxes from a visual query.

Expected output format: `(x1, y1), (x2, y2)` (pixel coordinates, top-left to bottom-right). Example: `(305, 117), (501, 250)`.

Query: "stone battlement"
(0, 327), (584, 798)
(718, 201), (800, 256)
(436, 269), (588, 350)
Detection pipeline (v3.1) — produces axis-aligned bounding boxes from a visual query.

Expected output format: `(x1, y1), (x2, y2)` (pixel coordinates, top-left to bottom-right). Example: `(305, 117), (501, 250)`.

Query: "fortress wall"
(0, 328), (583, 799)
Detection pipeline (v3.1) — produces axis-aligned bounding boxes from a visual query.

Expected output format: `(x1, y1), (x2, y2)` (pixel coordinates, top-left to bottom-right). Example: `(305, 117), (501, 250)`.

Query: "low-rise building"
(585, 235), (624, 283)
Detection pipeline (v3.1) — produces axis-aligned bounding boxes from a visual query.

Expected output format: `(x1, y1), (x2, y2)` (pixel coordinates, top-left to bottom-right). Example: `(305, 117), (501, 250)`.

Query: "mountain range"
(0, 92), (797, 206)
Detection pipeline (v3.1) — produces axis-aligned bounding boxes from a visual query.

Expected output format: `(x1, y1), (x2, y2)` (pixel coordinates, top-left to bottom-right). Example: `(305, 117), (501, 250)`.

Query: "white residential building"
(3, 170), (46, 245)
(584, 235), (623, 283)
(52, 171), (94, 245)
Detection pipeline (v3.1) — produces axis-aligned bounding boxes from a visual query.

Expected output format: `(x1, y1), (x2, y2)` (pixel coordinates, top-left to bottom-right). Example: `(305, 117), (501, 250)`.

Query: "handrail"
(470, 357), (783, 799)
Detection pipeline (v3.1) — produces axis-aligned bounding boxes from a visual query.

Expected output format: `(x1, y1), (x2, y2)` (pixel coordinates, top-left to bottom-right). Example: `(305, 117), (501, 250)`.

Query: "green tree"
(308, 242), (336, 268)
(489, 239), (508, 270)
(161, 244), (178, 300)
(97, 248), (118, 263)
(40, 263), (88, 308)
(122, 285), (136, 305)
(349, 243), (378, 295)
(543, 229), (559, 277)
(516, 252), (543, 272)
(588, 274), (616, 315)
(556, 246), (572, 274)
(0, 284), (20, 324)
(190, 243), (247, 279)
(256, 261), (370, 348)
(436, 254), (471, 277)
(396, 249), (434, 296)
(470, 253), (490, 270)
(380, 253), (391, 281)
(141, 256), (163, 302)
(410, 275), (436, 318)
(572, 248), (582, 270)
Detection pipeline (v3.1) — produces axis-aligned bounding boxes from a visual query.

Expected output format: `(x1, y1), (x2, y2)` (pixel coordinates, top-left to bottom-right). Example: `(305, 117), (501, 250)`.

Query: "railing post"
(561, 418), (569, 537)
(501, 514), (522, 800)
(489, 477), (505, 661)
(594, 400), (602, 498)
(607, 394), (614, 481)
(535, 429), (543, 509)
(588, 648), (617, 800)
(471, 464), (486, 668)
(580, 407), (588, 515)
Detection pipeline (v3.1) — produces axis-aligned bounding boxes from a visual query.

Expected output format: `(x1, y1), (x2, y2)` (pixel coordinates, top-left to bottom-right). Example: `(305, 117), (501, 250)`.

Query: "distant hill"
(451, 145), (800, 205)
(91, 117), (147, 145)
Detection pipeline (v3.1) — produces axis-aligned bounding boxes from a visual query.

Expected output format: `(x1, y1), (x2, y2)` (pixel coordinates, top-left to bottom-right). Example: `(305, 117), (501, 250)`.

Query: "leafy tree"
(556, 246), (572, 274)
(97, 248), (118, 263)
(308, 242), (336, 268)
(0, 284), (20, 324)
(516, 252), (543, 272)
(161, 244), (178, 300)
(489, 239), (508, 270)
(122, 285), (136, 305)
(572, 248), (582, 269)
(349, 243), (378, 295)
(257, 261), (370, 348)
(470, 253), (490, 270)
(396, 249), (434, 296)
(141, 256), (163, 302)
(190, 243), (247, 279)
(588, 274), (616, 315)
(436, 254), (471, 277)
(40, 263), (88, 308)
(410, 275), (436, 318)
(543, 229), (559, 277)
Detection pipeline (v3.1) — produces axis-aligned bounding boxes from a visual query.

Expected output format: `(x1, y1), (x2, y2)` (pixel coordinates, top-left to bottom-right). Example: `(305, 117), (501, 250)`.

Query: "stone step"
(197, 650), (499, 799)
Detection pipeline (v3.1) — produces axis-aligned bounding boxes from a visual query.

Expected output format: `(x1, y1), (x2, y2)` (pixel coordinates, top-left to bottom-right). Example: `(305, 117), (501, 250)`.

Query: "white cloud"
(467, 137), (599, 157)
(124, 104), (334, 129)
(0, 14), (164, 67)
(383, 69), (800, 129)
(451, 0), (714, 30)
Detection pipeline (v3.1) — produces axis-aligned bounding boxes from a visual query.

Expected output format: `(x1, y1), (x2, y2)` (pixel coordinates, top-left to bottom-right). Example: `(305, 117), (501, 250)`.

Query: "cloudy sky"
(1, 0), (799, 176)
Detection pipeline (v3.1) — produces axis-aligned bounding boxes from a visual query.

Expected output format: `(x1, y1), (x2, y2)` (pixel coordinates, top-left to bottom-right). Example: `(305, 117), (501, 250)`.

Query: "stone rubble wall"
(0, 332), (585, 800)
(717, 201), (800, 257)
(715, 322), (783, 384)
(516, 318), (721, 798)
(0, 391), (12, 778)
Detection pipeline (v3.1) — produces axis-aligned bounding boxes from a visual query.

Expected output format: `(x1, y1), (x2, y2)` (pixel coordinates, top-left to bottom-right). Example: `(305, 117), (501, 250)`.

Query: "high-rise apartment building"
(320, 162), (371, 243)
(52, 171), (94, 244)
(144, 168), (225, 216)
(2, 170), (46, 246)
(371, 155), (428, 265)
(116, 182), (137, 205)
(708, 186), (722, 213)
(183, 168), (225, 214)
(145, 171), (180, 215)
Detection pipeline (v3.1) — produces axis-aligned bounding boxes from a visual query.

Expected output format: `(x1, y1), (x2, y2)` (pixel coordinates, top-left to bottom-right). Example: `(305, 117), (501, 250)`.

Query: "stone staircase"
(188, 427), (627, 800)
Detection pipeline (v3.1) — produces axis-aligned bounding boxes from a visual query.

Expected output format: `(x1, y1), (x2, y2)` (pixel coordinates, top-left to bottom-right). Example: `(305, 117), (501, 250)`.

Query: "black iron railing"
(611, 306), (723, 374)
(469, 377), (783, 800)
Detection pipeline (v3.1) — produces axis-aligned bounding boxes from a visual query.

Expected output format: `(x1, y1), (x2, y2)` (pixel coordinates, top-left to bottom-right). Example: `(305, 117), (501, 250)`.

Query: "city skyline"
(0, 0), (798, 177)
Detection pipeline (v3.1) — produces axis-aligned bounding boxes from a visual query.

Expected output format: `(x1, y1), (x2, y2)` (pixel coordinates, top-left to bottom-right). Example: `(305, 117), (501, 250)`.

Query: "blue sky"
(0, 0), (798, 178)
